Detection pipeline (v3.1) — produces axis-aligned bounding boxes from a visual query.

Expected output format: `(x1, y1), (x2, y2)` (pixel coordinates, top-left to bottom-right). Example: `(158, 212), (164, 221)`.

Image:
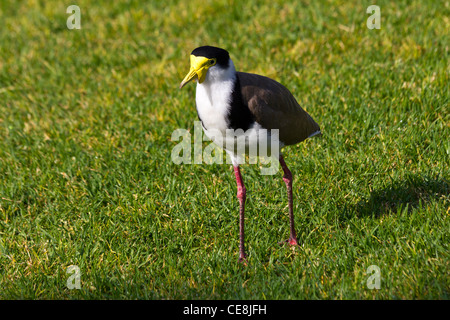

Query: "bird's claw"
(239, 256), (248, 266)
(278, 237), (299, 246)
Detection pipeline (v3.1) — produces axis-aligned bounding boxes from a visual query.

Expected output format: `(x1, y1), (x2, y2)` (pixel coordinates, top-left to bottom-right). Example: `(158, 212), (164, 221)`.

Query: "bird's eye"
(210, 59), (216, 65)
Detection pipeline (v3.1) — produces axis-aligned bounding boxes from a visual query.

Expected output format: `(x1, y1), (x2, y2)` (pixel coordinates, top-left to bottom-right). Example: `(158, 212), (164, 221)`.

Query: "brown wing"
(237, 72), (320, 146)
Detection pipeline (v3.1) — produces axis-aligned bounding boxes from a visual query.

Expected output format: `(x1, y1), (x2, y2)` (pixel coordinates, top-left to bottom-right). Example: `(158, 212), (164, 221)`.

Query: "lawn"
(0, 0), (448, 299)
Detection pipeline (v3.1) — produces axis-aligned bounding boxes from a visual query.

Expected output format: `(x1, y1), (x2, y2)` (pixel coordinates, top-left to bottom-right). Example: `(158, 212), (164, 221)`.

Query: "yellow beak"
(179, 55), (211, 89)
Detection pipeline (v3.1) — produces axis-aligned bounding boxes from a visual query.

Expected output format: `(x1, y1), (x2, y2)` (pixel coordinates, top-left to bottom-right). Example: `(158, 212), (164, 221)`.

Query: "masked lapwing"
(180, 46), (321, 262)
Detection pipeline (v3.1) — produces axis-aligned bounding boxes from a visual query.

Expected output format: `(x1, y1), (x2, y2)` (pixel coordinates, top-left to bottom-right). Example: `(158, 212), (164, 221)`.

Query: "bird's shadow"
(345, 174), (449, 219)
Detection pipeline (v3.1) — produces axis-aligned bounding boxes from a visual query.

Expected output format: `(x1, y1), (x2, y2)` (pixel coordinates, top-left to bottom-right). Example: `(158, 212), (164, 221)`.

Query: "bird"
(179, 46), (320, 263)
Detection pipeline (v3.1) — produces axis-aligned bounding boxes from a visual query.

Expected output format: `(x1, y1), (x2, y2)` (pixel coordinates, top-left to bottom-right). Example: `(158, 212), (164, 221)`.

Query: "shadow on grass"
(352, 174), (449, 218)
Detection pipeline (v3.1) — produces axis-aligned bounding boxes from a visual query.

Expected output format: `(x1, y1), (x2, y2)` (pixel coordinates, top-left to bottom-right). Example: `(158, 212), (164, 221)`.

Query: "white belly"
(203, 121), (282, 166)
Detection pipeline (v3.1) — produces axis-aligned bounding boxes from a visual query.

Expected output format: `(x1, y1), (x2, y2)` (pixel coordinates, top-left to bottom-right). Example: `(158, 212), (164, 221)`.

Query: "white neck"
(195, 59), (236, 134)
(202, 59), (236, 84)
(196, 59), (236, 107)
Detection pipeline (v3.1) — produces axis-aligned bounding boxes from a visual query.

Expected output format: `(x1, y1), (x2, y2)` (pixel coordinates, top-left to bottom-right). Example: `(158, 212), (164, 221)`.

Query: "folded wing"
(237, 72), (320, 146)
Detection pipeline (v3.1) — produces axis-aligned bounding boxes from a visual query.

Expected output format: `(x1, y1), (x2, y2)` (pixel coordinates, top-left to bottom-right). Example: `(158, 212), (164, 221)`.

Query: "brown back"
(237, 72), (320, 146)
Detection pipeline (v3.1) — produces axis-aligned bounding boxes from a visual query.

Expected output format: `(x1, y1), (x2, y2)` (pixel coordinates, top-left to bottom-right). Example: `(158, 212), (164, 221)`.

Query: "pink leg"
(279, 155), (298, 246)
(234, 166), (247, 262)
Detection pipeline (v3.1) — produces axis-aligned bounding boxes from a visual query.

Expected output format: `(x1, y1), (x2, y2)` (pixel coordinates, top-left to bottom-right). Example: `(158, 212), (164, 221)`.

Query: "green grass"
(0, 0), (448, 299)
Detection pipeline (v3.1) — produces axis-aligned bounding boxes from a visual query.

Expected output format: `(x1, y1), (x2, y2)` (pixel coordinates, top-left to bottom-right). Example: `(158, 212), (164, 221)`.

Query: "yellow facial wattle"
(179, 55), (215, 88)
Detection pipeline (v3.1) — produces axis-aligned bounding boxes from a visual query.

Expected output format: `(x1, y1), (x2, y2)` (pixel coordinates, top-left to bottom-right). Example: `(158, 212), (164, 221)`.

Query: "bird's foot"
(278, 237), (299, 246)
(238, 255), (248, 266)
